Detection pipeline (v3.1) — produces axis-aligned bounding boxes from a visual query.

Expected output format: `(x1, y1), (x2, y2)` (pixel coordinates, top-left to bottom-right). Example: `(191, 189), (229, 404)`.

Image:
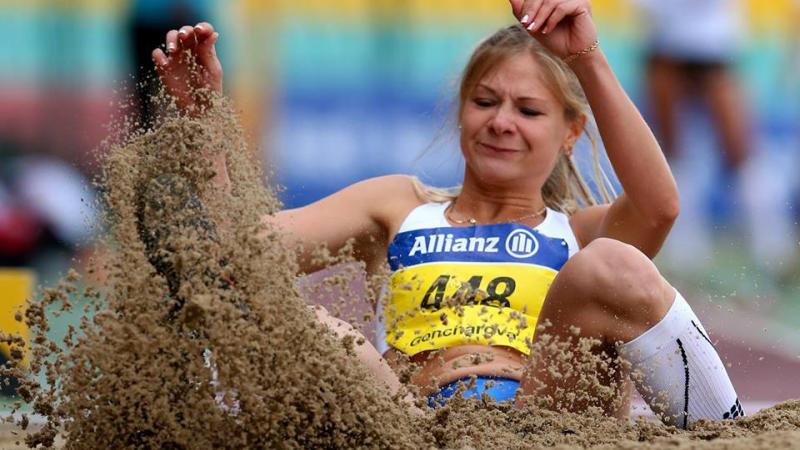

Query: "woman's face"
(459, 53), (578, 190)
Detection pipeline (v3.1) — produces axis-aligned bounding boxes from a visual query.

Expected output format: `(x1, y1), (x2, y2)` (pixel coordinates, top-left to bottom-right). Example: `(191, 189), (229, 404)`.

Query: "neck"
(452, 177), (546, 224)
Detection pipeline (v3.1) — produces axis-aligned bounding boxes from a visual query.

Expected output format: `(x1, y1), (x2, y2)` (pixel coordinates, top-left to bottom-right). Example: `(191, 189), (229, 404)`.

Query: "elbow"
(652, 194), (680, 229)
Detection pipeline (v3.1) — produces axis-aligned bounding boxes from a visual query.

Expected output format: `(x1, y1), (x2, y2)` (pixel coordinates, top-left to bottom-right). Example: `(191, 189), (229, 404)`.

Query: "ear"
(563, 114), (587, 153)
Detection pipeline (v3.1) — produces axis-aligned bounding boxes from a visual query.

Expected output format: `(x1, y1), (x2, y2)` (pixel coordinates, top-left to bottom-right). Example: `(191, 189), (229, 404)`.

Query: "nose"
(488, 104), (515, 136)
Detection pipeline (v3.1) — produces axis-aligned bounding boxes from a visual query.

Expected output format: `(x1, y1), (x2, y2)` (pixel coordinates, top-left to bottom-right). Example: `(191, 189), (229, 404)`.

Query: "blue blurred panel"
(272, 86), (463, 208)
(271, 24), (501, 207)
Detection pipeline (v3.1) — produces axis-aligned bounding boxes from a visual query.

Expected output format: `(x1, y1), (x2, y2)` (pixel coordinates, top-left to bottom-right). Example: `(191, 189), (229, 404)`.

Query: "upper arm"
(265, 175), (421, 273)
(570, 193), (677, 259)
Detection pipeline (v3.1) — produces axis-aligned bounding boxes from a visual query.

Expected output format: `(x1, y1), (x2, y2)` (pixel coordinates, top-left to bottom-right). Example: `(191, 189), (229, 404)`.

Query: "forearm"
(570, 50), (679, 223)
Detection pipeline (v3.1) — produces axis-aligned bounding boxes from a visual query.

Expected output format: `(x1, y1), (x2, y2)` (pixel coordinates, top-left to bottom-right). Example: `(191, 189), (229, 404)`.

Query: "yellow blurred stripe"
(744, 0), (796, 33)
(241, 0), (509, 23)
(0, 269), (34, 367)
(0, 0), (127, 14)
(593, 0), (637, 26)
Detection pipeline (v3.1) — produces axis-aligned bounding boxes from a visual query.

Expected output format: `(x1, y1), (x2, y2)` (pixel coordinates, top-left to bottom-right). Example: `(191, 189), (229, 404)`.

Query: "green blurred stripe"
(0, 10), (126, 86)
(276, 18), (501, 90)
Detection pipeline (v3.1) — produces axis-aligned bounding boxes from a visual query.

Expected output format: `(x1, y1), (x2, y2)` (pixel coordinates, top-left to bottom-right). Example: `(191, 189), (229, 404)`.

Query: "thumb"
(508, 0), (524, 18)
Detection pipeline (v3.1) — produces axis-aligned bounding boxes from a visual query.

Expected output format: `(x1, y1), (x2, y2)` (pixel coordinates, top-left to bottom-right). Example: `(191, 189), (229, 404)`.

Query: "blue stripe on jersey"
(388, 223), (569, 271)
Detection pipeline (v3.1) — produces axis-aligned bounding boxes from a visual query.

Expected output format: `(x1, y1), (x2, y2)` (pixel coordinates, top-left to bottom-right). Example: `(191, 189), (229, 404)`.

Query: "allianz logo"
(408, 229), (539, 259)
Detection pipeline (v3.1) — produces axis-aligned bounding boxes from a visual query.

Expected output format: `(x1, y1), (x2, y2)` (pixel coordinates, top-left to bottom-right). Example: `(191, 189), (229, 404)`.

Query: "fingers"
(196, 32), (219, 63)
(166, 29), (180, 55)
(158, 23), (215, 62)
(539, 0), (581, 34)
(517, 0), (545, 32)
(518, 0), (586, 35)
(193, 22), (216, 40)
(178, 25), (197, 51)
(197, 32), (222, 83)
(152, 22), (224, 98)
(529, 0), (554, 33)
(194, 21), (219, 55)
(152, 48), (168, 71)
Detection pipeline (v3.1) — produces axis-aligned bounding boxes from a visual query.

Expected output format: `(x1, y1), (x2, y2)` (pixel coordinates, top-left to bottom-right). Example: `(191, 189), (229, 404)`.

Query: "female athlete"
(152, 0), (743, 427)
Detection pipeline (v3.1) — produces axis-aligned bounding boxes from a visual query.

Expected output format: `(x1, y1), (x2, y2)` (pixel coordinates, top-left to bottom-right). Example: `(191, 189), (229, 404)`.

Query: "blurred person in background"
(0, 146), (96, 269)
(0, 138), (97, 398)
(634, 0), (755, 282)
(637, 0), (750, 168)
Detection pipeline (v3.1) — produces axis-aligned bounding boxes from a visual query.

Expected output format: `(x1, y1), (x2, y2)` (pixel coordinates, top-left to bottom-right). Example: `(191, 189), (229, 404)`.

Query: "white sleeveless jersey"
(376, 202), (580, 355)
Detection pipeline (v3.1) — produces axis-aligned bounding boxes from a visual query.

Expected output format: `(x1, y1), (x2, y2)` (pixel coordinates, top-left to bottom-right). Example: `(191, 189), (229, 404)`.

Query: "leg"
(519, 238), (742, 427)
(702, 67), (751, 169)
(646, 56), (685, 159)
(311, 305), (404, 396)
(519, 238), (672, 417)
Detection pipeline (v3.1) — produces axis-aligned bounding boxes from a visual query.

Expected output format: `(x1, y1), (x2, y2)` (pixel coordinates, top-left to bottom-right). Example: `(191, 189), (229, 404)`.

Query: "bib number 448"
(420, 274), (515, 310)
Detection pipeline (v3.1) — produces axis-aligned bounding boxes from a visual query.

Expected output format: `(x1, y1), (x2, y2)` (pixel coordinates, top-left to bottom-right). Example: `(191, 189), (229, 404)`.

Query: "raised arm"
(568, 49), (679, 257)
(510, 0), (679, 258)
(151, 26), (420, 273)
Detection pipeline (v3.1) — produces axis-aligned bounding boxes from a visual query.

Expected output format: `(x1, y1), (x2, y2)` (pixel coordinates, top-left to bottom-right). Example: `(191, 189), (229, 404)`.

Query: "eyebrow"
(476, 83), (547, 102)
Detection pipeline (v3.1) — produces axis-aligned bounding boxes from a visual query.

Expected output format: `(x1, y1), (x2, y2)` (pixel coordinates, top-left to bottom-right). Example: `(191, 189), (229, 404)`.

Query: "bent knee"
(560, 238), (672, 317)
(569, 238), (656, 284)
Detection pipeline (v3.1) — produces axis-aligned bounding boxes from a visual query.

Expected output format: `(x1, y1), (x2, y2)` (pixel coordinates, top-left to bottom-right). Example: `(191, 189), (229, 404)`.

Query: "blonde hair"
(415, 24), (614, 214)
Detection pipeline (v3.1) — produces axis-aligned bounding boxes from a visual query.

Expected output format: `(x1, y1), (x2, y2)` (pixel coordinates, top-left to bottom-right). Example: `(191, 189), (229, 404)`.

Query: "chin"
(471, 162), (528, 186)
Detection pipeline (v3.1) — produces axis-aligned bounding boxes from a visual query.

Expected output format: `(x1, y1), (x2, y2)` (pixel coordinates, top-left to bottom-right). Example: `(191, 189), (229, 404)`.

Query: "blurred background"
(1, 0), (799, 413)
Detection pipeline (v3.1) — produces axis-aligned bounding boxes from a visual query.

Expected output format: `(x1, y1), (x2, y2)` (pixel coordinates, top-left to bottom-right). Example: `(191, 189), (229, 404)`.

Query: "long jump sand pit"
(4, 98), (800, 449)
(4, 402), (800, 449)
(0, 424), (63, 450)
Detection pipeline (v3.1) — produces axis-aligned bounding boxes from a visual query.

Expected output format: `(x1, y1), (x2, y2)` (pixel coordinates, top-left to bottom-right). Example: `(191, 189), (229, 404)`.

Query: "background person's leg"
(646, 56), (684, 159)
(702, 67), (751, 169)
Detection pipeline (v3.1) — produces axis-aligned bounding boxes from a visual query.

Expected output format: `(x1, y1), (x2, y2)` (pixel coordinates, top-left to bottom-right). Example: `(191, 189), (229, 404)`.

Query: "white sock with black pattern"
(617, 291), (742, 428)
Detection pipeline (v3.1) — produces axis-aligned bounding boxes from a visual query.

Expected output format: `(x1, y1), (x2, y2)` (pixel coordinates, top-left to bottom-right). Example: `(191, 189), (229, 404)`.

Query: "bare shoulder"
(287, 174), (425, 234)
(271, 174), (426, 273)
(349, 174), (427, 223)
(277, 174), (423, 230)
(568, 204), (610, 248)
(351, 174), (422, 199)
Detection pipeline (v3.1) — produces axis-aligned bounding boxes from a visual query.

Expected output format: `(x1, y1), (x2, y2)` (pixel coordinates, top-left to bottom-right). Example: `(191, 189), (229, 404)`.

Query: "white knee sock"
(617, 291), (743, 428)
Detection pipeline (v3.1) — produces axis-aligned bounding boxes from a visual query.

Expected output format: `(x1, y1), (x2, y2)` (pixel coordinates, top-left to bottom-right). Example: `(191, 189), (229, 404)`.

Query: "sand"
(3, 89), (800, 449)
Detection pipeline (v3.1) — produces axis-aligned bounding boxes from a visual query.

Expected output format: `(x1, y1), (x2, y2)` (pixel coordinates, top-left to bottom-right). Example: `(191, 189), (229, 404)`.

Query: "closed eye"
(473, 98), (496, 108)
(520, 108), (542, 117)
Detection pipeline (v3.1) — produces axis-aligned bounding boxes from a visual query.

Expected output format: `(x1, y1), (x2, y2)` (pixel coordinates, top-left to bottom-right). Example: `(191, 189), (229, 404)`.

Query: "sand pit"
(2, 94), (800, 449)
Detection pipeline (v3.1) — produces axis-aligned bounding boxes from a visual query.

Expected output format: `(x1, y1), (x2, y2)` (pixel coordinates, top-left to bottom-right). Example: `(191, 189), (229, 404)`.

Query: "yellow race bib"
(385, 223), (569, 355)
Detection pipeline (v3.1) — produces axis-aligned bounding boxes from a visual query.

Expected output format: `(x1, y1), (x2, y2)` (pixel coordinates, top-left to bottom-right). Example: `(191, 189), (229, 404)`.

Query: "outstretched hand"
(152, 22), (224, 112)
(508, 0), (598, 60)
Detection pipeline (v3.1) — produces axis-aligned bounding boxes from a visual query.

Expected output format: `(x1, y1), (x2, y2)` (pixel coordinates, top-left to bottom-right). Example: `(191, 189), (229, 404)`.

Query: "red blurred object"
(0, 206), (43, 256)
